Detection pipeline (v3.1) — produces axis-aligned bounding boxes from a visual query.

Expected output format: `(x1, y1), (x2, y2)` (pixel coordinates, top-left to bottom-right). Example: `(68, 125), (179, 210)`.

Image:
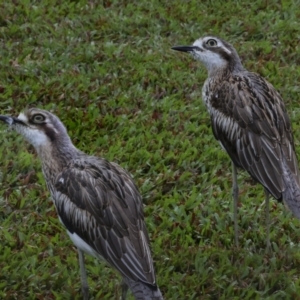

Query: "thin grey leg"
(232, 162), (239, 247)
(121, 279), (129, 300)
(78, 249), (89, 300)
(265, 189), (271, 251)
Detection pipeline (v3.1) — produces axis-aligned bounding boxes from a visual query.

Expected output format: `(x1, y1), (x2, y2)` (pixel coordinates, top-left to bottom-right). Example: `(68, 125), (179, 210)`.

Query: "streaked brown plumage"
(172, 36), (300, 248)
(54, 157), (155, 285)
(0, 108), (163, 300)
(206, 72), (298, 198)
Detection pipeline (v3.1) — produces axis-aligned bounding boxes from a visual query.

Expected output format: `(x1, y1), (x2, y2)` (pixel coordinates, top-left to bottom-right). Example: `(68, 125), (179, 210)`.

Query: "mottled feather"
(172, 35), (300, 246)
(0, 107), (163, 299)
(53, 156), (156, 286)
(205, 71), (299, 200)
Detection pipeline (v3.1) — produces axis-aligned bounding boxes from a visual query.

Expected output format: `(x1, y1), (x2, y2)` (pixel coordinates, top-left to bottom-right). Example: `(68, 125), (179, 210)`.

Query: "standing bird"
(0, 108), (163, 300)
(172, 36), (300, 248)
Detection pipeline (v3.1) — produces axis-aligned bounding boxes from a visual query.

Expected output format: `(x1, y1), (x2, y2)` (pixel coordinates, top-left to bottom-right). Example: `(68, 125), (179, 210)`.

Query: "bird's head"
(172, 36), (244, 75)
(0, 108), (71, 150)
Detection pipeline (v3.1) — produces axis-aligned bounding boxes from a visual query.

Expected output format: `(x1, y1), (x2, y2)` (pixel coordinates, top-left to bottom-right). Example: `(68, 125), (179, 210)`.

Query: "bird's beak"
(0, 115), (26, 126)
(171, 45), (198, 52)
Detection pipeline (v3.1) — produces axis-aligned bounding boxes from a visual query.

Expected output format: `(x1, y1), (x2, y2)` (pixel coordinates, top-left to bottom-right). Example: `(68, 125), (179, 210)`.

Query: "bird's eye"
(206, 39), (217, 47)
(32, 114), (46, 123)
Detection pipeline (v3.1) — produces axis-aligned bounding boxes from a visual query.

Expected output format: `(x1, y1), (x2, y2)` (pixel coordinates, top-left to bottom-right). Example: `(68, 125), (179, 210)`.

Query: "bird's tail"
(123, 277), (164, 300)
(282, 158), (300, 219)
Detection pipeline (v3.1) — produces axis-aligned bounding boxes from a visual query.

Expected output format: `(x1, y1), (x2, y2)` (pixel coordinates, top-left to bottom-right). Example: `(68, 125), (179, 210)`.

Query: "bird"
(0, 108), (163, 300)
(172, 36), (300, 249)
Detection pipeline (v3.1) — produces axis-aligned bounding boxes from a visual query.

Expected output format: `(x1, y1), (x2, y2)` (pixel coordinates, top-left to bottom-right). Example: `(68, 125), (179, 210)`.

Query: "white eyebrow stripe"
(17, 112), (28, 122)
(221, 43), (232, 55)
(201, 37), (232, 55)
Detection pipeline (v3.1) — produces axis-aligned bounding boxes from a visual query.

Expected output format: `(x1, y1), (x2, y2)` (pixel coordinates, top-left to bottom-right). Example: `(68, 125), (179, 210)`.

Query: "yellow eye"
(32, 114), (45, 123)
(206, 39), (217, 47)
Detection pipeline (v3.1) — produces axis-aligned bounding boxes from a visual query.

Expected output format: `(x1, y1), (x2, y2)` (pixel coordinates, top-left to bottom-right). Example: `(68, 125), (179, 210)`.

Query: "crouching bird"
(0, 108), (163, 300)
(172, 36), (300, 249)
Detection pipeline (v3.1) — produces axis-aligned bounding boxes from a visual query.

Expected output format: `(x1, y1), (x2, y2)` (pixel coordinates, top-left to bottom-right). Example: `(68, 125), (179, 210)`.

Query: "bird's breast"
(202, 78), (221, 114)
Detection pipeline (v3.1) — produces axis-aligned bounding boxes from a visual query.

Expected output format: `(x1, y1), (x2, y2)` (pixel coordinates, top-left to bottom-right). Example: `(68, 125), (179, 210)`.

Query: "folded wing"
(53, 156), (157, 287)
(210, 72), (299, 199)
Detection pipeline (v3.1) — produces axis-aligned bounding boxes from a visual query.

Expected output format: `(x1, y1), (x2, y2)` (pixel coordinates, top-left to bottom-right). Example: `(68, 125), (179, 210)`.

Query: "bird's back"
(203, 70), (300, 200)
(48, 155), (158, 289)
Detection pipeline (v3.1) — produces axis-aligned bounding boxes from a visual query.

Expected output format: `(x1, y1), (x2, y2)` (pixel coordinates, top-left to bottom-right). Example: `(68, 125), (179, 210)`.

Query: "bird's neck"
(36, 140), (80, 185)
(206, 59), (245, 78)
(207, 66), (229, 78)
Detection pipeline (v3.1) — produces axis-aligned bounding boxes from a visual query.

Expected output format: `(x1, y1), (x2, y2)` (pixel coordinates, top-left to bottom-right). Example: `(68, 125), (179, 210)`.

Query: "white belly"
(56, 215), (104, 261)
(67, 231), (106, 262)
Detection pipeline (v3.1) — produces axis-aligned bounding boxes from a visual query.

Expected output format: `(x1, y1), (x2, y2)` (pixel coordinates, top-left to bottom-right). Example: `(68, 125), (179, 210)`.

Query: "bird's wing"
(209, 72), (299, 199)
(53, 156), (156, 286)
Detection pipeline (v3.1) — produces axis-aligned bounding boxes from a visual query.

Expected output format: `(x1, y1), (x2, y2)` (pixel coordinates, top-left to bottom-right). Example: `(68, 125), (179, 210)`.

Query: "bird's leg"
(78, 249), (89, 300)
(265, 189), (271, 252)
(232, 162), (239, 248)
(121, 279), (129, 300)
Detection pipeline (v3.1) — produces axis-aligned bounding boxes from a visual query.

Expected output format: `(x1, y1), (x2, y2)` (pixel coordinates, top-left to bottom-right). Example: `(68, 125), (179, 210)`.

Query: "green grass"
(1, 0), (300, 299)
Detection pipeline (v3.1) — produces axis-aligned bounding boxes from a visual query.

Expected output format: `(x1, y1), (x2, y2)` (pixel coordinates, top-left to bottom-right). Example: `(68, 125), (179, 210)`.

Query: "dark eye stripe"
(44, 126), (56, 141)
(202, 41), (233, 63)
